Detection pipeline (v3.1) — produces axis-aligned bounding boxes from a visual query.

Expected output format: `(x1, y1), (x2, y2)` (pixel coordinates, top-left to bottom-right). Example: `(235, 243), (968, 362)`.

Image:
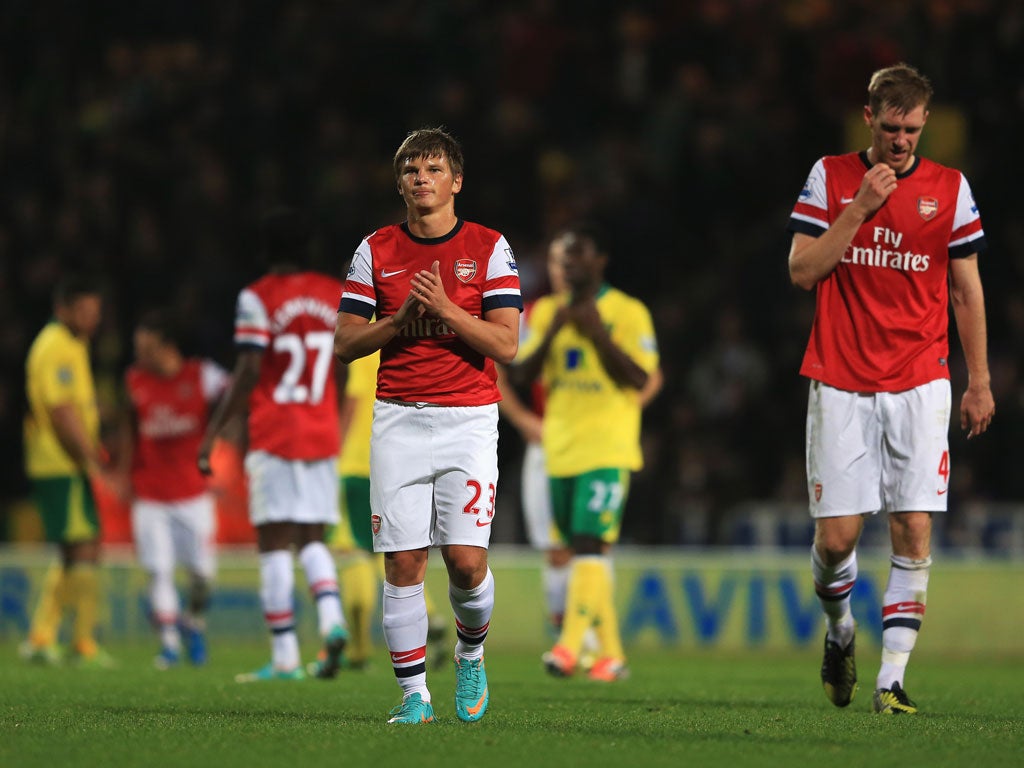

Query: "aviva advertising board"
(0, 547), (1020, 656)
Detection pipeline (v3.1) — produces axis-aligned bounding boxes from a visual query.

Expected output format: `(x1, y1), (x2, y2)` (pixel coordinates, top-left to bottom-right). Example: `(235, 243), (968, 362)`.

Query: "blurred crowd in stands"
(2, 0), (1022, 548)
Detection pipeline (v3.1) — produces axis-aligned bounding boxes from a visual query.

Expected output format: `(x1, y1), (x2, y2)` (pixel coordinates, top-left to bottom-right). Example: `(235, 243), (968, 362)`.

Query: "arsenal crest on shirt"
(917, 196), (938, 220)
(454, 259), (477, 283)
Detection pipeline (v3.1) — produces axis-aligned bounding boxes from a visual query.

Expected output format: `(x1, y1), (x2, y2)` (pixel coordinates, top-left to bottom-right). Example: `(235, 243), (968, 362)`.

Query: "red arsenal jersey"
(127, 358), (228, 501)
(339, 219), (523, 405)
(235, 271), (343, 459)
(788, 151), (987, 392)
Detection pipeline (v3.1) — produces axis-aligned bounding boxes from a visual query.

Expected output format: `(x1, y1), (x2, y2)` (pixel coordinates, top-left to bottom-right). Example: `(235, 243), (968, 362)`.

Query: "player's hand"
(392, 291), (425, 329)
(91, 466), (131, 502)
(853, 163), (898, 216)
(549, 305), (570, 333)
(961, 384), (995, 440)
(566, 299), (605, 339)
(409, 261), (453, 318)
(519, 412), (543, 444)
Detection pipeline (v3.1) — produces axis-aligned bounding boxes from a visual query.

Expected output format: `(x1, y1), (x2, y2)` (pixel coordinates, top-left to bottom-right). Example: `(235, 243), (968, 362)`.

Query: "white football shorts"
(521, 442), (563, 550)
(132, 493), (216, 579)
(370, 400), (499, 552)
(805, 378), (951, 518)
(245, 450), (340, 527)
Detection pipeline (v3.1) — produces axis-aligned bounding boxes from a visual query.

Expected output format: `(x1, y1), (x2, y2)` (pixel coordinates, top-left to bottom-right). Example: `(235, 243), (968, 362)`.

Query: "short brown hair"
(136, 308), (183, 348)
(393, 127), (464, 180)
(867, 63), (933, 116)
(54, 272), (101, 307)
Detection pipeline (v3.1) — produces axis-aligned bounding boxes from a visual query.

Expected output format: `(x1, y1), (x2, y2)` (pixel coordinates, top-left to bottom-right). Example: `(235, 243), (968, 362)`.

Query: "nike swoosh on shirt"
(381, 268), (407, 278)
(475, 519), (492, 528)
(937, 489), (947, 495)
(840, 196), (855, 204)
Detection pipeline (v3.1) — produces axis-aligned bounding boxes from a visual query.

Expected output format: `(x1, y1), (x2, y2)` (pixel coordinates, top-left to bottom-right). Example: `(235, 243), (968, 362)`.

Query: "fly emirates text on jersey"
(842, 226), (931, 272)
(397, 317), (458, 338)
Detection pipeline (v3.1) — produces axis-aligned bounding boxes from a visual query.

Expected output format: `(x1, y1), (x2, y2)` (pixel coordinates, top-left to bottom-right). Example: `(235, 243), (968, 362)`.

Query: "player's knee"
(889, 511), (932, 556)
(384, 549), (429, 586)
(295, 523), (326, 548)
(442, 552), (488, 590)
(813, 531), (857, 564)
(547, 547), (572, 567)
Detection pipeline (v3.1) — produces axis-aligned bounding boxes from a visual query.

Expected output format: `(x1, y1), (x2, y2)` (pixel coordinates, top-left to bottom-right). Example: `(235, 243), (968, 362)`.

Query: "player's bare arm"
(639, 366), (664, 409)
(337, 391), (359, 445)
(49, 402), (105, 478)
(334, 295), (425, 364)
(789, 164), (898, 290)
(197, 349), (261, 474)
(567, 299), (648, 390)
(410, 260), (519, 364)
(509, 306), (568, 388)
(50, 401), (125, 498)
(949, 254), (995, 439)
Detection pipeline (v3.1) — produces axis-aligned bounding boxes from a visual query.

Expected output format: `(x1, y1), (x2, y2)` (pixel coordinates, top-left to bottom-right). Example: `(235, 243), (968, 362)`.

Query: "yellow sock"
(557, 558), (605, 657)
(28, 562), (67, 648)
(592, 558), (625, 661)
(66, 564), (100, 656)
(339, 553), (378, 663)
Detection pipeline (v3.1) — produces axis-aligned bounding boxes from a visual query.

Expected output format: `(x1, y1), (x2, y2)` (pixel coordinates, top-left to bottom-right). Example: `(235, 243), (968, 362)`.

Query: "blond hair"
(867, 63), (933, 115)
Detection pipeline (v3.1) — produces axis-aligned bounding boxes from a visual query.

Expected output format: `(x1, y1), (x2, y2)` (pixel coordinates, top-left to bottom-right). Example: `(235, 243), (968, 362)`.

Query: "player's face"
(559, 234), (605, 290)
(133, 328), (163, 373)
(546, 239), (568, 293)
(864, 103), (928, 173)
(397, 153), (463, 213)
(64, 295), (102, 339)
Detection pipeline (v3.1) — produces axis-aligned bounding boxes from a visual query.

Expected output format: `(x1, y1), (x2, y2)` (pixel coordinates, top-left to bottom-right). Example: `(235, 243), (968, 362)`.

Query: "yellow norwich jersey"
(518, 285), (659, 477)
(337, 350), (379, 478)
(24, 321), (100, 478)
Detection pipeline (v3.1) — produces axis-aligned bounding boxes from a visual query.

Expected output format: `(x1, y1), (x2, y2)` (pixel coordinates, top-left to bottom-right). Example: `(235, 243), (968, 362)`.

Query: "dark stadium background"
(1, 1), (1021, 551)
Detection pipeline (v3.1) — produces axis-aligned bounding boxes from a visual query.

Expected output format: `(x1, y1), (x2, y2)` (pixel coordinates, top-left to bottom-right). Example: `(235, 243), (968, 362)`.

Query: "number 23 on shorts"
(464, 480), (495, 527)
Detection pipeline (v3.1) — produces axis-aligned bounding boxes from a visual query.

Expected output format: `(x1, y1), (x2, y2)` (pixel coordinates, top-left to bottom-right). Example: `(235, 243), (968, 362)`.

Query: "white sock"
(299, 541), (345, 636)
(449, 568), (494, 661)
(260, 550), (299, 671)
(811, 547), (857, 647)
(150, 570), (181, 650)
(382, 581), (429, 701)
(877, 554), (930, 690)
(542, 562), (569, 630)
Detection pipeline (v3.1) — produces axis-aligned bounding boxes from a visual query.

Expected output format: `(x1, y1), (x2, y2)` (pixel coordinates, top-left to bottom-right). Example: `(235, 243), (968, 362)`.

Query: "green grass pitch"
(2, 643), (1021, 768)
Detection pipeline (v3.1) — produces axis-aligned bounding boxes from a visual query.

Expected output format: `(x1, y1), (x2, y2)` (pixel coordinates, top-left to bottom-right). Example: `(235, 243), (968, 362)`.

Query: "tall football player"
(788, 63), (994, 714)
(335, 127), (522, 724)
